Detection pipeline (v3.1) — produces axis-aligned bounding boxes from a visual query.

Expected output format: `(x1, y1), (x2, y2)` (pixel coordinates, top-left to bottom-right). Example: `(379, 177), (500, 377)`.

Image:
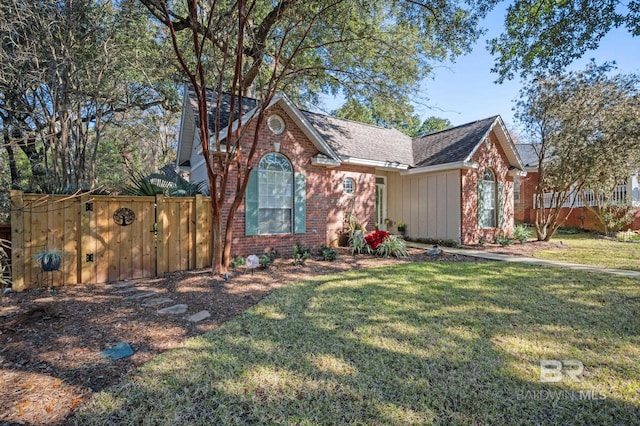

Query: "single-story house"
(177, 86), (526, 254)
(514, 144), (640, 230)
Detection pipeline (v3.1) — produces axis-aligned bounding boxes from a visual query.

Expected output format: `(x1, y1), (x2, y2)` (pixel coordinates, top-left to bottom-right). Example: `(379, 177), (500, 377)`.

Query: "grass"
(74, 262), (640, 425)
(535, 233), (640, 272)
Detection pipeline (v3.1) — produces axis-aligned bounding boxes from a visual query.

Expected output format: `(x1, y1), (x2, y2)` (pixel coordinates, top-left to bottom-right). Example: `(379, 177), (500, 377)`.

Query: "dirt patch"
(461, 240), (568, 257)
(0, 248), (481, 425)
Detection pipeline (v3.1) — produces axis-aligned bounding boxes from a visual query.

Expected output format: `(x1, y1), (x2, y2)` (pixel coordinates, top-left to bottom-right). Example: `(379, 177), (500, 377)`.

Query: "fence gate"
(10, 191), (212, 291)
(83, 196), (157, 284)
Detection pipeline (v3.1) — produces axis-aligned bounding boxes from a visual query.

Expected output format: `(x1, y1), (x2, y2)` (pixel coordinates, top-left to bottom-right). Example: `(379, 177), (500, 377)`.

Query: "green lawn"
(74, 262), (640, 425)
(534, 233), (640, 272)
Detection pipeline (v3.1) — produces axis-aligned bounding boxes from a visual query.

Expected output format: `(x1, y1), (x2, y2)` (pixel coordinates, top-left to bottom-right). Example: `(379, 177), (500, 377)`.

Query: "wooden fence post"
(10, 190), (25, 291)
(155, 194), (166, 275)
(79, 194), (93, 284)
(195, 194), (205, 269)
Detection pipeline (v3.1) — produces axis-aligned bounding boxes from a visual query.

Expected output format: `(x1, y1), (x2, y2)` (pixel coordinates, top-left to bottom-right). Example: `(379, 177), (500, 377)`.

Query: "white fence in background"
(537, 183), (634, 209)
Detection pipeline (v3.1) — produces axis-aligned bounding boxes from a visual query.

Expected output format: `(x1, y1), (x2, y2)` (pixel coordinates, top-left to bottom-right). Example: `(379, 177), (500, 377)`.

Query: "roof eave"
(341, 156), (410, 171)
(311, 155), (341, 168)
(508, 168), (528, 177)
(400, 161), (479, 176)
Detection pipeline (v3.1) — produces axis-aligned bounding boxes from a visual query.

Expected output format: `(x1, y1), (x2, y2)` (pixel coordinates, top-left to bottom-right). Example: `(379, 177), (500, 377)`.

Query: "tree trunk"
(3, 131), (21, 188)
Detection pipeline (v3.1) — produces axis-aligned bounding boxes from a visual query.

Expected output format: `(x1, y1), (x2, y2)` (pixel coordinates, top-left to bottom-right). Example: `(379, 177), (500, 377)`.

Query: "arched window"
(343, 177), (355, 194)
(478, 168), (497, 228)
(257, 153), (293, 234)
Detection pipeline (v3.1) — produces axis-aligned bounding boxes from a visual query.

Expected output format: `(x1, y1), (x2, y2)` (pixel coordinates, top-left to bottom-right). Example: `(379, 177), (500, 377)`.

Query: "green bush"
(376, 235), (408, 258)
(495, 235), (514, 246)
(513, 224), (531, 244)
(404, 237), (460, 248)
(292, 243), (311, 266)
(229, 255), (245, 268)
(319, 245), (338, 261)
(260, 248), (279, 269)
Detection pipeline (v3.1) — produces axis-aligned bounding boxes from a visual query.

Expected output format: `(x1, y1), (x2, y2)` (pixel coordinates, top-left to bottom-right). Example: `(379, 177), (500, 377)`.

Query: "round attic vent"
(267, 114), (285, 135)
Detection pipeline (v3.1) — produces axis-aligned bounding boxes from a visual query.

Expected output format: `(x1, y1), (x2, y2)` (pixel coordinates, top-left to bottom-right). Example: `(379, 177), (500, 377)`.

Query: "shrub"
(229, 255), (245, 268)
(259, 248), (279, 269)
(319, 245), (338, 261)
(292, 243), (311, 266)
(349, 230), (370, 255)
(404, 237), (460, 248)
(513, 224), (531, 244)
(495, 234), (514, 246)
(376, 235), (408, 258)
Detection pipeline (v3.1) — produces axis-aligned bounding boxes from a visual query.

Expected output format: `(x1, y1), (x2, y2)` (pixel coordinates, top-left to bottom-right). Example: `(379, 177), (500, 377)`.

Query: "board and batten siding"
(386, 170), (461, 242)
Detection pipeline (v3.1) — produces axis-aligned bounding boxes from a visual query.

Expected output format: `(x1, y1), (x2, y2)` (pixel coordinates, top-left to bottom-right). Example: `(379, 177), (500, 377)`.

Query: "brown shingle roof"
(411, 116), (498, 167)
(301, 111), (415, 166)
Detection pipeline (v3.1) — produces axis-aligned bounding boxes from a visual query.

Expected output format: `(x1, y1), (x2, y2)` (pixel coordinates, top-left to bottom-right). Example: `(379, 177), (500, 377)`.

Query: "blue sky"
(321, 7), (639, 132)
(421, 8), (640, 130)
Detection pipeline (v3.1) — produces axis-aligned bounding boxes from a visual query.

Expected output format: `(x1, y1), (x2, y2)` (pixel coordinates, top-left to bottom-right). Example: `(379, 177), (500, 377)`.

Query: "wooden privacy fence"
(10, 191), (213, 291)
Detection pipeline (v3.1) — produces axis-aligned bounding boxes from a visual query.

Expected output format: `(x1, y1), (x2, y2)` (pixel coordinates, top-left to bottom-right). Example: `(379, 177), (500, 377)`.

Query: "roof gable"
(412, 116), (498, 167)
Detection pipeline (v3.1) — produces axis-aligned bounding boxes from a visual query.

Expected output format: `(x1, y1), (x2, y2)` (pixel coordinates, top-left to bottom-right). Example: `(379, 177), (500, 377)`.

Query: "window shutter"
(245, 169), (259, 236)
(477, 180), (486, 229)
(497, 182), (504, 228)
(294, 172), (306, 234)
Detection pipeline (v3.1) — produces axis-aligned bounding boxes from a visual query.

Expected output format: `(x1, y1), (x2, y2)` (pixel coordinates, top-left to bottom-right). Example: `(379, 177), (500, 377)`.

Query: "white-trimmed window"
(478, 169), (497, 228)
(258, 153), (293, 234)
(343, 177), (355, 194)
(514, 176), (521, 204)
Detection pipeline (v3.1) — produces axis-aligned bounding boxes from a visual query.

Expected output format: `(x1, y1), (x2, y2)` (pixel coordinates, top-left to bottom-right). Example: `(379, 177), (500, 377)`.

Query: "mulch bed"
(0, 248), (483, 425)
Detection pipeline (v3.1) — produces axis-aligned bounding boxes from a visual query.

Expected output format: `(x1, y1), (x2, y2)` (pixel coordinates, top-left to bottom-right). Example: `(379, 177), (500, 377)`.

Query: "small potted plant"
(34, 248), (62, 272)
(397, 221), (406, 236)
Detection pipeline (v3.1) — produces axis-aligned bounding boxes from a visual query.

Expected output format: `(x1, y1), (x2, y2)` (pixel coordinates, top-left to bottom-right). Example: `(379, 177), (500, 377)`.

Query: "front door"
(375, 176), (387, 230)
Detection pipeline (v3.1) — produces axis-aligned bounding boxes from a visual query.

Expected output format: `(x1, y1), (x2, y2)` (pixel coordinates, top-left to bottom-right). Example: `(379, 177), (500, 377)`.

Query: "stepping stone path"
(141, 297), (174, 307)
(109, 281), (210, 323)
(157, 304), (188, 315)
(187, 310), (211, 323)
(124, 290), (157, 300)
(115, 287), (145, 294)
(111, 281), (134, 289)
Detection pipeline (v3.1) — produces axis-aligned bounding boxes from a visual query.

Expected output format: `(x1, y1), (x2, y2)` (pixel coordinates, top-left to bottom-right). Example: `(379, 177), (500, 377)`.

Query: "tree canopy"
(490, 0), (640, 82)
(516, 62), (640, 239)
(140, 0), (491, 106)
(333, 99), (452, 137)
(0, 0), (178, 192)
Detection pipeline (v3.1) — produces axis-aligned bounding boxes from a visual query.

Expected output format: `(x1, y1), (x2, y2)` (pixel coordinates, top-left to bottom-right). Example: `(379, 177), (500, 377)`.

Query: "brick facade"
(461, 132), (515, 244)
(219, 105), (375, 257)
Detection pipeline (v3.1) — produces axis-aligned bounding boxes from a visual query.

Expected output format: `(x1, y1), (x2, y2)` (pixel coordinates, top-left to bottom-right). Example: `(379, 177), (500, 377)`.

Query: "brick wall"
(216, 104), (375, 257)
(514, 170), (537, 223)
(461, 132), (515, 244)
